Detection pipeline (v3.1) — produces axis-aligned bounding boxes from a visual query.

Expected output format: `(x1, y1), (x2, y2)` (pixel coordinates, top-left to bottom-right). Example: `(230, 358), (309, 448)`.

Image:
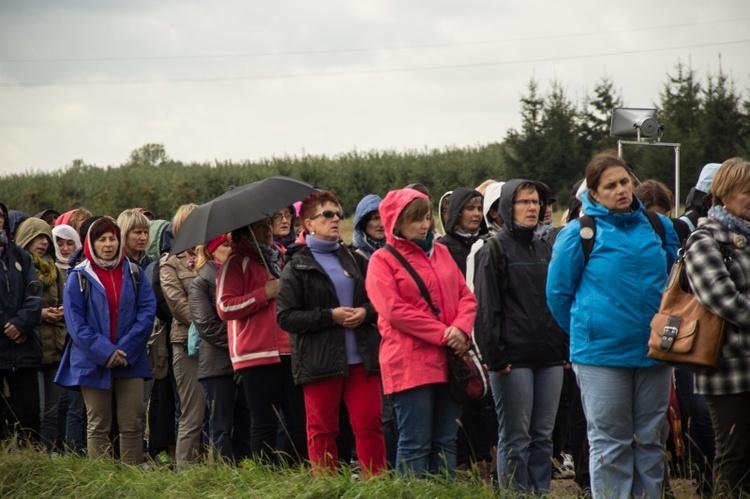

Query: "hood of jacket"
(0, 202), (8, 240)
(353, 194), (382, 230)
(14, 217), (54, 257)
(482, 182), (505, 226)
(498, 179), (547, 233)
(146, 219), (170, 260)
(444, 187), (483, 235)
(8, 210), (29, 238)
(381, 188), (429, 244)
(437, 190), (452, 234)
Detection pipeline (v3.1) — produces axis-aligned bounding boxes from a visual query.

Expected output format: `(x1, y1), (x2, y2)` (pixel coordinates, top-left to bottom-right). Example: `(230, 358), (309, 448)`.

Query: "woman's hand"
(107, 349), (128, 368)
(4, 322), (21, 341)
(41, 306), (64, 324)
(444, 326), (469, 356)
(264, 279), (280, 300)
(342, 307), (367, 328)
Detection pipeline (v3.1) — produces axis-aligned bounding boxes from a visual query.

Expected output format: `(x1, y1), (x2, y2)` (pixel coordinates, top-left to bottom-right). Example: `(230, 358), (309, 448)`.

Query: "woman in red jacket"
(216, 218), (306, 465)
(365, 188), (477, 478)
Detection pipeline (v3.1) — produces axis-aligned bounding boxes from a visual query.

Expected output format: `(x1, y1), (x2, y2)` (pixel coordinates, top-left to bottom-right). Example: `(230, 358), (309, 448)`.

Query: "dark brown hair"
(585, 150), (630, 193)
(634, 179), (674, 212)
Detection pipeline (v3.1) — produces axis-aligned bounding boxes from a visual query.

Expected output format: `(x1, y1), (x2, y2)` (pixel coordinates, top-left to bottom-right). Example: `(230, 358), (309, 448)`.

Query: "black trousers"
(704, 392), (750, 497)
(1, 368), (40, 444)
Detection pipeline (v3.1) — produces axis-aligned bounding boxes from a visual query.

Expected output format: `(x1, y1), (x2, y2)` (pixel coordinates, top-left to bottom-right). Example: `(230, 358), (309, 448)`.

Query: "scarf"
(708, 204), (750, 240)
(258, 243), (282, 278)
(453, 227), (480, 241)
(410, 231), (435, 255)
(0, 230), (7, 258)
(31, 253), (58, 289)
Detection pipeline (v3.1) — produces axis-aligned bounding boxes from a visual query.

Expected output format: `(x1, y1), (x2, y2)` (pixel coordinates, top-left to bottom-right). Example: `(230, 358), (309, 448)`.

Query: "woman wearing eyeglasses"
(277, 191), (386, 476)
(272, 207), (296, 249)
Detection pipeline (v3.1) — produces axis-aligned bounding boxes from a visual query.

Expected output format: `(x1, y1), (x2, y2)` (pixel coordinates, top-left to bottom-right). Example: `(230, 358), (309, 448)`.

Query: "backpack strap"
(579, 210), (666, 265)
(384, 244), (440, 318)
(487, 236), (508, 292)
(128, 260), (141, 296)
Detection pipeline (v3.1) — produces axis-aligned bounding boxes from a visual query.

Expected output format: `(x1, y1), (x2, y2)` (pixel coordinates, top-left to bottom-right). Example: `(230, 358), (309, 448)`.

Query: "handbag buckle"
(660, 325), (679, 351)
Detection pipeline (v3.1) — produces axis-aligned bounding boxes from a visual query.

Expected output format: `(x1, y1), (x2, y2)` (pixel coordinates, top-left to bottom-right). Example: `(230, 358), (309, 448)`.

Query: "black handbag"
(384, 245), (489, 403)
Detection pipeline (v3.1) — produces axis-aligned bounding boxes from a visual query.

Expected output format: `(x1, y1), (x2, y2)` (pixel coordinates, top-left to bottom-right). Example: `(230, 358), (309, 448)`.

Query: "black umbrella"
(170, 176), (318, 255)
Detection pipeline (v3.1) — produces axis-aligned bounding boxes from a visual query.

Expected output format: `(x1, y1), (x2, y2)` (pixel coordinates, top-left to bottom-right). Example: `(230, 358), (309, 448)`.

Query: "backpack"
(578, 210), (666, 264)
(145, 253), (172, 379)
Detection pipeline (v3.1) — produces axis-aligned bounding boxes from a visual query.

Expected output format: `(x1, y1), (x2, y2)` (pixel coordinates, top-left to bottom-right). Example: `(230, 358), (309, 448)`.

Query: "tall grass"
(0, 445), (505, 499)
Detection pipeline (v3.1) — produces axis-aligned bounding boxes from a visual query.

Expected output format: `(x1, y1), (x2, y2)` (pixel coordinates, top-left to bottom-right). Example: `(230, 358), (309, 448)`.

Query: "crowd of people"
(1, 151), (750, 498)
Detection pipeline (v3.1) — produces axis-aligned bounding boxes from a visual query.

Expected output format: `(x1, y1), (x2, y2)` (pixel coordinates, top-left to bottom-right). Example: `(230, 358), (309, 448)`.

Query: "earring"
(311, 230), (316, 235)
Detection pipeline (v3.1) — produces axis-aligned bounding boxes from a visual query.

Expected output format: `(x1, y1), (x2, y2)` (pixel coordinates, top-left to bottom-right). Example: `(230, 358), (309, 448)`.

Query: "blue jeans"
(491, 365), (563, 495)
(573, 364), (672, 499)
(391, 383), (463, 478)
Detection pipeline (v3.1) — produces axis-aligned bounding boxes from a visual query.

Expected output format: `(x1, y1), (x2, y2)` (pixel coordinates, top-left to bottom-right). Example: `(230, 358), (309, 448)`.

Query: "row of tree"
(1, 61), (748, 220)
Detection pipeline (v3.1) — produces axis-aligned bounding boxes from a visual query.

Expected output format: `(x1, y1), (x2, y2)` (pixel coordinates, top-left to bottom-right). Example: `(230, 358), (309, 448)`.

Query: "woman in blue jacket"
(546, 151), (679, 499)
(55, 217), (156, 465)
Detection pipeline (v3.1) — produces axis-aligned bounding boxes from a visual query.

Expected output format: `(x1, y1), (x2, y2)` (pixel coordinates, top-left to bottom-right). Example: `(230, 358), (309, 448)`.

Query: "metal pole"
(674, 145), (681, 214)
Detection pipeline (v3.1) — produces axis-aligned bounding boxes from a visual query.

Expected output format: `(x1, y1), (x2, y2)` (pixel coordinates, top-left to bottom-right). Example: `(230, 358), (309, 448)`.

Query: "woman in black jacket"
(0, 202), (43, 444)
(276, 191), (385, 476)
(187, 233), (251, 463)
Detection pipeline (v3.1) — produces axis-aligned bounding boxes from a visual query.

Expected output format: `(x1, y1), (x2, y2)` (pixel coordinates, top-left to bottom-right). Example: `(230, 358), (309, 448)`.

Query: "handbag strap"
(384, 244), (440, 318)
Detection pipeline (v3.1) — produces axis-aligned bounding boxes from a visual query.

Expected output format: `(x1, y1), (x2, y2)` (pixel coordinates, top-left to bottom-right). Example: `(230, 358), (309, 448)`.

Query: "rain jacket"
(15, 217), (67, 365)
(216, 239), (290, 371)
(546, 190), (679, 367)
(472, 179), (567, 371)
(160, 252), (196, 343)
(0, 202), (43, 371)
(277, 233), (380, 385)
(55, 256), (156, 389)
(437, 187), (485, 276)
(365, 189), (477, 395)
(351, 194), (384, 259)
(466, 181), (504, 291)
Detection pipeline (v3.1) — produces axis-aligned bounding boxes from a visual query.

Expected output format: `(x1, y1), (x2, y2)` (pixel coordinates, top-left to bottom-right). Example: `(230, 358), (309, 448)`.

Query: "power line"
(2, 38), (748, 88)
(1, 17), (749, 63)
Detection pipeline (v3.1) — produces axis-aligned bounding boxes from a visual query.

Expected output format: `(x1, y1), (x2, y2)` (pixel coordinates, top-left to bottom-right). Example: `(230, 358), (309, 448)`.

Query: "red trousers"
(302, 364), (386, 476)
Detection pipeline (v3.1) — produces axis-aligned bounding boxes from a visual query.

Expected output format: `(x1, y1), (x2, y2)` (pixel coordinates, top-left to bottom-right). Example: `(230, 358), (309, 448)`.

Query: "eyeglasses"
(309, 210), (343, 220)
(272, 213), (292, 222)
(513, 199), (540, 207)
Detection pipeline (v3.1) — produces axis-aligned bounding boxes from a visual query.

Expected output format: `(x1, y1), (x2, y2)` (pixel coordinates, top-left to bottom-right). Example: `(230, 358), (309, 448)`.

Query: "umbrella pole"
(248, 227), (272, 277)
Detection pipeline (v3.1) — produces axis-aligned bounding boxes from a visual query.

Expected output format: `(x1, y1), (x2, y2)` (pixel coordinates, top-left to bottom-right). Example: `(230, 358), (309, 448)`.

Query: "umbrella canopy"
(170, 176), (318, 255)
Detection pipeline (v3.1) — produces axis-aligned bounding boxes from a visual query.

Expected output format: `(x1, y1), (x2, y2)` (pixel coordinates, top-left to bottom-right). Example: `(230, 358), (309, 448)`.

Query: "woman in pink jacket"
(365, 188), (477, 478)
(216, 218), (306, 465)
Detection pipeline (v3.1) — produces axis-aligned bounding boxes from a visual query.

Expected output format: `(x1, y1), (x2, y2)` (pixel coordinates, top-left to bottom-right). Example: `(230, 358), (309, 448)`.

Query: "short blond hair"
(711, 157), (750, 205)
(171, 203), (198, 237)
(117, 209), (150, 239)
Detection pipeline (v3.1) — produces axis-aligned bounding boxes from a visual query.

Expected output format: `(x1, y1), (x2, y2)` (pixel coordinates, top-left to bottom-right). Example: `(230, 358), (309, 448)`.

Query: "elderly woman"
(0, 203), (43, 445)
(277, 191), (385, 476)
(365, 188), (477, 478)
(683, 158), (750, 496)
(272, 206), (296, 249)
(546, 151), (679, 498)
(55, 217), (156, 464)
(15, 218), (67, 451)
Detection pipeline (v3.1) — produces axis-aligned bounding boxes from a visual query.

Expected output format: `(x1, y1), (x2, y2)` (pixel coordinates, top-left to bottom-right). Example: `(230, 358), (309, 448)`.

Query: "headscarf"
(84, 218), (123, 270)
(52, 224), (82, 264)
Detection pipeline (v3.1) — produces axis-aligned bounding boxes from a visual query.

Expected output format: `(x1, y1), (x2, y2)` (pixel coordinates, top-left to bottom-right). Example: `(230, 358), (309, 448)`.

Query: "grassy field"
(0, 446), (504, 499)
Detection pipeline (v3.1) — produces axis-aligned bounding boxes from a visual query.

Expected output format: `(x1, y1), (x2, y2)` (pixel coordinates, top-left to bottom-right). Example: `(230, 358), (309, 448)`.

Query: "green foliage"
(0, 144), (508, 221)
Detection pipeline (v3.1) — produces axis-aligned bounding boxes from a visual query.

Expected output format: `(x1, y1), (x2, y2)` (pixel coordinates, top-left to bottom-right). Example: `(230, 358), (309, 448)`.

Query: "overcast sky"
(1, 0), (748, 176)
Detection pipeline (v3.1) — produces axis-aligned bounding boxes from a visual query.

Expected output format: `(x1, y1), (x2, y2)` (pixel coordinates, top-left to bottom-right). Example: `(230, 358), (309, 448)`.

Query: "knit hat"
(206, 233), (229, 256)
